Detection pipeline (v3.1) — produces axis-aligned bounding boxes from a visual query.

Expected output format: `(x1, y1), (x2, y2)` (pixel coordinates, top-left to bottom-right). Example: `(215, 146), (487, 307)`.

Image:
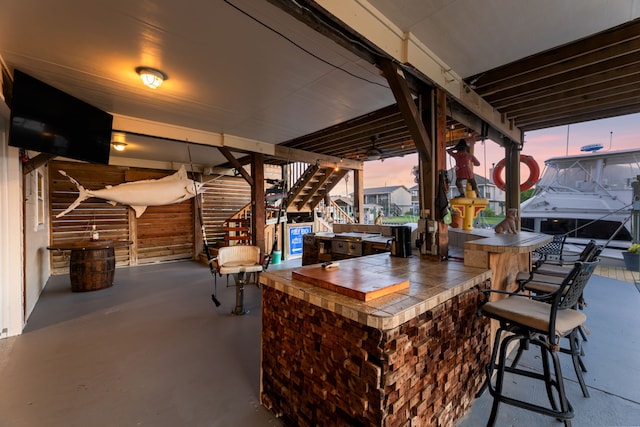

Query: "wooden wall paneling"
(135, 202), (193, 264)
(201, 176), (251, 246)
(125, 167), (196, 264)
(49, 161), (130, 274)
(49, 162), (247, 270)
(49, 161), (199, 272)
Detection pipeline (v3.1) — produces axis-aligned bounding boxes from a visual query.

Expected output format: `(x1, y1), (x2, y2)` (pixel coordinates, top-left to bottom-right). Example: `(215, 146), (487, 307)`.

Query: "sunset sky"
(354, 111), (640, 192)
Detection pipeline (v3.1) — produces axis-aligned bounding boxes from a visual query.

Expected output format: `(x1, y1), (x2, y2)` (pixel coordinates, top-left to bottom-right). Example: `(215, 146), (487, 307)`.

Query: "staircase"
(219, 163), (349, 248)
(286, 164), (348, 212)
(223, 203), (252, 246)
(221, 203), (287, 247)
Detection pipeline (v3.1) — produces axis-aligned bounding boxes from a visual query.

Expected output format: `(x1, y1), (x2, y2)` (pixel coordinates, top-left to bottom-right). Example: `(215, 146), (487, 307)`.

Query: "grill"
(331, 233), (382, 257)
(331, 237), (363, 257)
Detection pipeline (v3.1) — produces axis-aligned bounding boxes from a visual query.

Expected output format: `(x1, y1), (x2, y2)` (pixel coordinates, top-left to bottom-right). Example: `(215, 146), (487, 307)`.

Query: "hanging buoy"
(492, 154), (540, 192)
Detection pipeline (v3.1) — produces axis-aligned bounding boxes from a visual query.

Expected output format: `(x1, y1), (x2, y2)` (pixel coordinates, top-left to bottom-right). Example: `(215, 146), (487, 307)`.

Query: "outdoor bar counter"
(461, 230), (553, 294)
(259, 252), (491, 426)
(258, 231), (552, 427)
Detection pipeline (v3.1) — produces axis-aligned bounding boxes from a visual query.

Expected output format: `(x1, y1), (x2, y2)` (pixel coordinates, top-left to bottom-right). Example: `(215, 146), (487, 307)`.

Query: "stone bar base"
(260, 281), (490, 427)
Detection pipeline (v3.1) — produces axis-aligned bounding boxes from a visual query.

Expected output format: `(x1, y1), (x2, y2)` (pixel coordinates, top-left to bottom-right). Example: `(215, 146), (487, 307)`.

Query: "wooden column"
(251, 153), (266, 252)
(419, 88), (448, 258)
(434, 88), (449, 257)
(353, 169), (364, 224)
(419, 91), (434, 218)
(504, 140), (521, 229)
(193, 173), (204, 261)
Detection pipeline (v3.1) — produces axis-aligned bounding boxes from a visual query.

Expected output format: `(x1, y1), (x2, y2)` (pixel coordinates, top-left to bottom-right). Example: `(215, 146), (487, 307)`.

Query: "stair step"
(226, 219), (250, 224)
(224, 226), (250, 232)
(224, 236), (251, 241)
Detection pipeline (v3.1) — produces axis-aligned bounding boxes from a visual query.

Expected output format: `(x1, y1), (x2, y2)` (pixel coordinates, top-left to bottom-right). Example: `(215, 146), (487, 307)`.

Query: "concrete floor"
(0, 258), (638, 426)
(458, 271), (640, 427)
(0, 261), (283, 427)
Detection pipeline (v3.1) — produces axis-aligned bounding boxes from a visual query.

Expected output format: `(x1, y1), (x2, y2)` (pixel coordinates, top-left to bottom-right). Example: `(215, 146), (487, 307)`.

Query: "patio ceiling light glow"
(135, 66), (167, 89)
(111, 132), (127, 151)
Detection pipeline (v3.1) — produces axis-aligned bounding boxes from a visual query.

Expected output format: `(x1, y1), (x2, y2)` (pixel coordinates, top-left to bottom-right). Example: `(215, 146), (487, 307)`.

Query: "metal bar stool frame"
(515, 245), (602, 391)
(477, 260), (598, 427)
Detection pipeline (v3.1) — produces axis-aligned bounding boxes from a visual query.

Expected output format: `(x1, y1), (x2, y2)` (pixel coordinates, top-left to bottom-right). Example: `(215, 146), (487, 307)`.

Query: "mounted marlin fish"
(56, 165), (205, 218)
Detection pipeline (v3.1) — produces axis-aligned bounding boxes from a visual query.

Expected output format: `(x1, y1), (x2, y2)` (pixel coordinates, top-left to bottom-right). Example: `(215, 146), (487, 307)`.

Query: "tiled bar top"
(259, 252), (491, 331)
(463, 230), (552, 254)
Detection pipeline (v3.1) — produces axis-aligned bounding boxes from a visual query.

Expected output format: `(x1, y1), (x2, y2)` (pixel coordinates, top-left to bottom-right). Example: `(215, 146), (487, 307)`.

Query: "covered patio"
(0, 260), (637, 426)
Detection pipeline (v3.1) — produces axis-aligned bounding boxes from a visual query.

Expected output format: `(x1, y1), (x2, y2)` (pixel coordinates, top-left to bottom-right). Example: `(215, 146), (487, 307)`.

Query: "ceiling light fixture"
(135, 66), (167, 89)
(111, 132), (127, 151)
(112, 142), (127, 151)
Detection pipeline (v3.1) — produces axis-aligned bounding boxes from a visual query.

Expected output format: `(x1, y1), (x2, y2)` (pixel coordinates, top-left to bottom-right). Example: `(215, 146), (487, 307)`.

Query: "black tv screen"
(8, 70), (113, 165)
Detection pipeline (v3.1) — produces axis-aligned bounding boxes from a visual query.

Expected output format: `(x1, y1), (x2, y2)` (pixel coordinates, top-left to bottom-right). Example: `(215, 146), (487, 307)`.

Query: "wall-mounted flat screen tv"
(8, 70), (113, 165)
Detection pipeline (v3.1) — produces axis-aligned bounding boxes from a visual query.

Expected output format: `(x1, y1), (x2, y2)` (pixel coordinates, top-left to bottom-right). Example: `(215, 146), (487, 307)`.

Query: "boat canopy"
(536, 149), (640, 197)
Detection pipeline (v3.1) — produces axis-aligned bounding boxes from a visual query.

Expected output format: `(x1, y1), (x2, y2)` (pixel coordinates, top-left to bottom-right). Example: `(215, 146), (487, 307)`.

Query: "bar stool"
(517, 240), (597, 285)
(517, 243), (601, 345)
(477, 260), (598, 427)
(212, 246), (263, 315)
(532, 233), (567, 265)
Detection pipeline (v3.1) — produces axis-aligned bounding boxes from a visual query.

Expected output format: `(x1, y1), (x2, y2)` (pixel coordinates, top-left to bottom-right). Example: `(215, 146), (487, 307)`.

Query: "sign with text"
(288, 224), (312, 258)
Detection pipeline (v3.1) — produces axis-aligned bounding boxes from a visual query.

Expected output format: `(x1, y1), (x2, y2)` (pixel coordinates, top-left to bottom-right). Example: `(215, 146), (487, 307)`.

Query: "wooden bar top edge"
(260, 253), (491, 331)
(463, 231), (552, 253)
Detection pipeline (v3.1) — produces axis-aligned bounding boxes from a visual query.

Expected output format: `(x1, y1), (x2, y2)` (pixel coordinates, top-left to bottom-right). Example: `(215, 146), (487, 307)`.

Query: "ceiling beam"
(517, 93), (640, 129)
(494, 68), (640, 112)
(482, 51), (640, 104)
(217, 147), (254, 186)
(469, 19), (640, 93)
(378, 57), (432, 162)
(267, 0), (521, 144)
(465, 19), (640, 132)
(22, 153), (56, 175)
(522, 103), (640, 131)
(309, 0), (522, 144)
(272, 145), (363, 170)
(507, 81), (640, 118)
(449, 104), (511, 147)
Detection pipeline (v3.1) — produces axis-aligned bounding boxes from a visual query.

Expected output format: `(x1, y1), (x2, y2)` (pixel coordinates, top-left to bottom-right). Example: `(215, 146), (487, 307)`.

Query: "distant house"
(410, 185), (419, 216)
(363, 185), (412, 218)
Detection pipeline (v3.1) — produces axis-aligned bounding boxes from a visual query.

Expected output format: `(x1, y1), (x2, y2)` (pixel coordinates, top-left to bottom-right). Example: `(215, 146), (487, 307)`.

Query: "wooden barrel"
(69, 246), (116, 292)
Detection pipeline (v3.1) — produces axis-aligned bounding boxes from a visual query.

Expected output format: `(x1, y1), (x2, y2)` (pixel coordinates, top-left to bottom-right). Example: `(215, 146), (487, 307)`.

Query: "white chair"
(212, 246), (263, 315)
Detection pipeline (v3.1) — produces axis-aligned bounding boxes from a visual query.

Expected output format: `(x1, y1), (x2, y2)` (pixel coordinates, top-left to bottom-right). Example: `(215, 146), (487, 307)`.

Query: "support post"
(232, 273), (247, 315)
(353, 169), (364, 223)
(504, 140), (521, 230)
(251, 153), (266, 251)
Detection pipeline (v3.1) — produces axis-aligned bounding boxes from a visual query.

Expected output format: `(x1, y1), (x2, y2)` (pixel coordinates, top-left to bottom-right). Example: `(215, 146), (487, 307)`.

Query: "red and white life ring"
(492, 154), (540, 192)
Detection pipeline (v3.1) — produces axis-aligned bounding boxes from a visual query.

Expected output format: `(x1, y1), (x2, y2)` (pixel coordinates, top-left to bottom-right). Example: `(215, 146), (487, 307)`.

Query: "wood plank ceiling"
(278, 18), (640, 161)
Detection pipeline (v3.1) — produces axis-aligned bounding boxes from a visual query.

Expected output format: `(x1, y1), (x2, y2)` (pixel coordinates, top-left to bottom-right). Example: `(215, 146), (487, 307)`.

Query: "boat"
(520, 147), (640, 249)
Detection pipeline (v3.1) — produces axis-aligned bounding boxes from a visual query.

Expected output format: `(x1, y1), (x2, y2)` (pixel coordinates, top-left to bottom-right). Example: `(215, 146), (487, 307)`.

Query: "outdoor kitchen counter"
(462, 230), (552, 294)
(260, 252), (490, 330)
(302, 232), (392, 265)
(259, 253), (492, 426)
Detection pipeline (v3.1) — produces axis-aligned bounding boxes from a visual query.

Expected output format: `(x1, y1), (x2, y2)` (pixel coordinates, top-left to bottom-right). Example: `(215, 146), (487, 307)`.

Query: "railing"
(223, 203), (252, 245)
(318, 198), (354, 226)
(223, 201), (288, 248)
